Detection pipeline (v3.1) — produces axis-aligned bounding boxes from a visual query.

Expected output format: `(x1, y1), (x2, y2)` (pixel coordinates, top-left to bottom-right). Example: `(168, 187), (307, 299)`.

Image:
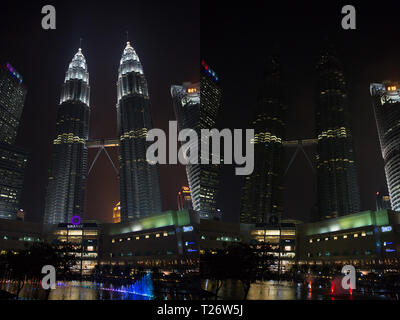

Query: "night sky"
(202, 1), (400, 223)
(0, 0), (199, 223)
(2, 1), (400, 225)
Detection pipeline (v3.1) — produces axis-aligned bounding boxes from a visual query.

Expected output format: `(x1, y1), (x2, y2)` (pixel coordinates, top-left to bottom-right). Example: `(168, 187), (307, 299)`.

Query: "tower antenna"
(79, 37), (82, 49)
(126, 31), (129, 43)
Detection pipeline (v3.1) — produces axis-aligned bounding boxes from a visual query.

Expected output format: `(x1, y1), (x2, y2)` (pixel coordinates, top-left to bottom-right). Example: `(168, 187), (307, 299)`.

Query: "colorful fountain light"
(55, 271), (155, 299)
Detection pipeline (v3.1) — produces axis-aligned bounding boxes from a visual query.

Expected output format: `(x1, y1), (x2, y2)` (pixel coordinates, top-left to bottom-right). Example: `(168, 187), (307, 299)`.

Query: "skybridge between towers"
(86, 138), (120, 176)
(283, 138), (318, 176)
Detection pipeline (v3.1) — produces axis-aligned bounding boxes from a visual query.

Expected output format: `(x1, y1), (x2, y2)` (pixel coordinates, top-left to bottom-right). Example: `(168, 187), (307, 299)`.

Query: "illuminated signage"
(381, 226), (392, 232)
(4, 63), (23, 84)
(187, 88), (197, 93)
(201, 60), (219, 82)
(183, 225), (193, 232)
(67, 224), (82, 229)
(387, 86), (397, 91)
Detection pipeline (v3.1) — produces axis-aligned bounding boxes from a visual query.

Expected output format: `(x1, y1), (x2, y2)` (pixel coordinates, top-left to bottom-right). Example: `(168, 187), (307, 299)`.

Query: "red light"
(205, 65), (208, 70)
(331, 284), (334, 294)
(201, 60), (205, 66)
(349, 287), (353, 295)
(376, 192), (379, 195)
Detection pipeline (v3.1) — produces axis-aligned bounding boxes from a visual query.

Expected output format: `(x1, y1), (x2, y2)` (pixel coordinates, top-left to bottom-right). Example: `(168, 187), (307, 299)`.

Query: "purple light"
(71, 215), (81, 225)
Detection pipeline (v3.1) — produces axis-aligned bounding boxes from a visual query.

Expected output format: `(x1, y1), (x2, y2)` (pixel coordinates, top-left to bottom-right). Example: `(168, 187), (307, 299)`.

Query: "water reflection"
(0, 279), (156, 300)
(202, 279), (394, 300)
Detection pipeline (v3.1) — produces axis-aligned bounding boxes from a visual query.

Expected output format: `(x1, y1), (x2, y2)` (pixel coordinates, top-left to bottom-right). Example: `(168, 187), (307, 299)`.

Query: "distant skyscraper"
(375, 192), (391, 211)
(0, 64), (26, 144)
(240, 55), (286, 224)
(112, 202), (121, 223)
(44, 48), (90, 224)
(117, 42), (162, 222)
(177, 186), (193, 211)
(370, 82), (400, 211)
(315, 48), (360, 220)
(171, 61), (221, 219)
(0, 63), (28, 220)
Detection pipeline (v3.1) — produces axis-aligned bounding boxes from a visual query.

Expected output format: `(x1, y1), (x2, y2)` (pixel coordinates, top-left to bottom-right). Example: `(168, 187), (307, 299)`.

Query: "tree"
(5, 249), (30, 299)
(223, 243), (260, 300)
(25, 242), (77, 299)
(3, 242), (77, 300)
(200, 249), (227, 299)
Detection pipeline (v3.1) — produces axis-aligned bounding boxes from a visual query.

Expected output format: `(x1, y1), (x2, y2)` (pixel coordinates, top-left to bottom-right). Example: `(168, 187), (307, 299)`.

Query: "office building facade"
(0, 64), (28, 220)
(44, 48), (90, 224)
(370, 82), (400, 211)
(117, 42), (162, 222)
(315, 49), (360, 220)
(171, 62), (221, 219)
(241, 55), (286, 224)
(0, 64), (27, 145)
(0, 144), (28, 220)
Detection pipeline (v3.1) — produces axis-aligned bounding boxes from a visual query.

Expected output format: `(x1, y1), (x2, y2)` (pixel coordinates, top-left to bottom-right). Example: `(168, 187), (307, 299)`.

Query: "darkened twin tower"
(44, 42), (162, 224)
(240, 47), (361, 224)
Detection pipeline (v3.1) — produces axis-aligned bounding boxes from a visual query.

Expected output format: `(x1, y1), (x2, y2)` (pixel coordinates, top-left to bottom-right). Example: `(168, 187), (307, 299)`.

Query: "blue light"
(381, 226), (392, 232)
(187, 249), (198, 252)
(385, 249), (396, 252)
(183, 225), (193, 232)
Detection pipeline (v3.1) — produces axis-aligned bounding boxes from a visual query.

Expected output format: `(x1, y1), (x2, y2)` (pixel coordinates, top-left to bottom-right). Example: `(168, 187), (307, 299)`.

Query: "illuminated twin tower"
(43, 42), (162, 224)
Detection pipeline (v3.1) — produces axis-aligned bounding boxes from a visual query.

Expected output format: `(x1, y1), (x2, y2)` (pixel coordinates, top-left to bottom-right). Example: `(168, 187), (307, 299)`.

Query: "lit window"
(145, 235), (149, 239)
(119, 238), (123, 242)
(127, 237), (131, 241)
(354, 234), (358, 238)
(87, 246), (94, 251)
(325, 237), (329, 241)
(343, 235), (348, 239)
(111, 239), (115, 243)
(156, 234), (160, 238)
(309, 239), (313, 243)
(317, 238), (321, 242)
(361, 232), (366, 237)
(334, 236), (338, 240)
(135, 236), (140, 240)
(163, 233), (168, 237)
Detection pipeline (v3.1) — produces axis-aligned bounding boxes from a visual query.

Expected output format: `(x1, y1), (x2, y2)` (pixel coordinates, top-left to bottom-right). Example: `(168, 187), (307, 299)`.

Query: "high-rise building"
(112, 202), (121, 223)
(0, 64), (27, 144)
(0, 143), (28, 220)
(370, 82), (400, 211)
(240, 55), (286, 224)
(375, 192), (391, 211)
(315, 49), (360, 220)
(171, 61), (221, 220)
(0, 63), (28, 220)
(177, 186), (192, 211)
(117, 42), (162, 222)
(44, 48), (90, 224)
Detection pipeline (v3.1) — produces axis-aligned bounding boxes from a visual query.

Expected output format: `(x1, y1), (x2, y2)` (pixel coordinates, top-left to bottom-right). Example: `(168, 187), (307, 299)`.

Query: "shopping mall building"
(296, 209), (400, 269)
(0, 209), (199, 275)
(1, 208), (399, 274)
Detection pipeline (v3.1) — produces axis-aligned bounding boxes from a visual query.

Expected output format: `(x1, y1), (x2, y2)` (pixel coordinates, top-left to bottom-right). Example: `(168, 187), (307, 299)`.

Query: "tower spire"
(79, 37), (82, 49)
